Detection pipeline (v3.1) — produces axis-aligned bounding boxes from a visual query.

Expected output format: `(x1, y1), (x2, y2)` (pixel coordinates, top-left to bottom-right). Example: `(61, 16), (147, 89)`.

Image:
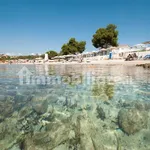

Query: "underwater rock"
(50, 124), (70, 148)
(53, 144), (68, 150)
(0, 118), (23, 150)
(144, 102), (150, 111)
(34, 123), (45, 132)
(53, 111), (71, 122)
(143, 130), (150, 144)
(14, 94), (32, 110)
(46, 94), (58, 104)
(33, 132), (51, 146)
(46, 122), (60, 131)
(136, 64), (144, 67)
(21, 134), (36, 150)
(0, 95), (14, 102)
(0, 100), (14, 120)
(18, 128), (51, 149)
(0, 122), (6, 140)
(76, 113), (99, 150)
(32, 100), (48, 115)
(0, 95), (6, 101)
(56, 89), (66, 96)
(17, 118), (34, 134)
(134, 101), (150, 111)
(143, 63), (150, 69)
(0, 115), (4, 122)
(119, 100), (150, 111)
(18, 106), (33, 119)
(68, 130), (76, 140)
(23, 122), (71, 150)
(92, 81), (114, 101)
(6, 90), (17, 97)
(17, 106), (41, 133)
(99, 94), (109, 101)
(137, 90), (150, 96)
(98, 131), (118, 150)
(10, 144), (21, 150)
(116, 99), (132, 108)
(78, 104), (92, 111)
(41, 108), (55, 122)
(40, 120), (71, 149)
(68, 98), (78, 109)
(56, 95), (78, 109)
(31, 95), (46, 102)
(96, 105), (106, 121)
(118, 108), (148, 135)
(15, 94), (30, 102)
(136, 63), (150, 69)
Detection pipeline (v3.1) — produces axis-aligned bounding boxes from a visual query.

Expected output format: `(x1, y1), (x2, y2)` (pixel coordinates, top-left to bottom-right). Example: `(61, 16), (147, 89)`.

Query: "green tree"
(17, 55), (38, 60)
(78, 41), (86, 53)
(46, 50), (58, 59)
(60, 38), (86, 55)
(92, 24), (118, 48)
(40, 54), (45, 59)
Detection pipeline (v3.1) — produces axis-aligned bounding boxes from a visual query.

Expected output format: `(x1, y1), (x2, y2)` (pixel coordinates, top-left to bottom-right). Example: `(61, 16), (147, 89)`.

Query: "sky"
(0, 0), (150, 55)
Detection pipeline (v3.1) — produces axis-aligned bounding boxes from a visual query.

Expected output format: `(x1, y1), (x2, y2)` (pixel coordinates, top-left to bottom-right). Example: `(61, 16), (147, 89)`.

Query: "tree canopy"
(46, 50), (58, 59)
(92, 24), (118, 48)
(60, 38), (86, 55)
(143, 41), (150, 44)
(0, 54), (43, 62)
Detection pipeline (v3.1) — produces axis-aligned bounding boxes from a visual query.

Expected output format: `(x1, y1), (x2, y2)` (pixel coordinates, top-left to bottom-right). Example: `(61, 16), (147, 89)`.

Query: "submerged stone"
(53, 144), (68, 150)
(136, 63), (150, 69)
(96, 105), (106, 121)
(76, 115), (95, 150)
(118, 108), (148, 135)
(143, 130), (150, 144)
(18, 106), (33, 119)
(15, 94), (29, 102)
(33, 132), (51, 145)
(32, 100), (48, 115)
(0, 95), (6, 101)
(0, 100), (14, 120)
(0, 118), (23, 150)
(134, 101), (150, 111)
(143, 63), (150, 69)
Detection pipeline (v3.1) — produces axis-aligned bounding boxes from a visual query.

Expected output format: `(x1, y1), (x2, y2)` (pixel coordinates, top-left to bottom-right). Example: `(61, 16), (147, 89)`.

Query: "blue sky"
(0, 0), (150, 55)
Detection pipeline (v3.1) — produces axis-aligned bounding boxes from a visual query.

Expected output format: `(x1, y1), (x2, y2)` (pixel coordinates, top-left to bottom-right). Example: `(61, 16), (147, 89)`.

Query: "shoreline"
(0, 60), (150, 66)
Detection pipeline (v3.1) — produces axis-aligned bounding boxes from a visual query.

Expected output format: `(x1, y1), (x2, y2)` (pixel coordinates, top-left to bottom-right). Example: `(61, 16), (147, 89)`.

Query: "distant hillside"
(143, 41), (150, 44)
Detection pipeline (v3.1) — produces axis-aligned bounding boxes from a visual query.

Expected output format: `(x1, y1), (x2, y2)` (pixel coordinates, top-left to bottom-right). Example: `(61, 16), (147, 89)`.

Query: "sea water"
(0, 64), (150, 150)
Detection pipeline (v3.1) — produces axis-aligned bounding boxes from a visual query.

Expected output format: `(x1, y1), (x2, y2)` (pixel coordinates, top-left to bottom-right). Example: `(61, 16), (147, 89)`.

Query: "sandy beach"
(53, 60), (150, 65)
(1, 60), (150, 66)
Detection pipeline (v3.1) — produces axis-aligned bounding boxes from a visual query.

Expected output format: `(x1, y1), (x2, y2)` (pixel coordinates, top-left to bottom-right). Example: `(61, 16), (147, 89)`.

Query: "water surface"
(0, 64), (150, 150)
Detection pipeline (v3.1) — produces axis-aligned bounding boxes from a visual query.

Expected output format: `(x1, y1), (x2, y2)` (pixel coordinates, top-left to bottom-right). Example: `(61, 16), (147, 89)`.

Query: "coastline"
(1, 60), (150, 66)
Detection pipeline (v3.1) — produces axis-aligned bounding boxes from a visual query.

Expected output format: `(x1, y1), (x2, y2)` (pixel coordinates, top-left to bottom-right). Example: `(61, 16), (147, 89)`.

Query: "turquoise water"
(0, 64), (150, 150)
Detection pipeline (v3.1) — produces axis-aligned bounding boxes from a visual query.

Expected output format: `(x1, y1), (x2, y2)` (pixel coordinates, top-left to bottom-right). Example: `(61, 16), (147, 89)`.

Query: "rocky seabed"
(0, 87), (150, 150)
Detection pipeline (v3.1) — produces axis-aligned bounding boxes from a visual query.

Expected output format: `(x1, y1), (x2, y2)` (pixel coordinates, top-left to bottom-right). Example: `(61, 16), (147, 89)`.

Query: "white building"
(44, 53), (49, 61)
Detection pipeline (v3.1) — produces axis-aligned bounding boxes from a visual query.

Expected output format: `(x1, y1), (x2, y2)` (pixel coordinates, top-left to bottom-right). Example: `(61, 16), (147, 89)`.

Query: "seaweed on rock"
(96, 105), (106, 121)
(92, 79), (115, 101)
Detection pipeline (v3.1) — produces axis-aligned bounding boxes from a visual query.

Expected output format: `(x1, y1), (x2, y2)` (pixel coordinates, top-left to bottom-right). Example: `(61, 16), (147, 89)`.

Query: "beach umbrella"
(110, 46), (117, 50)
(100, 48), (107, 51)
